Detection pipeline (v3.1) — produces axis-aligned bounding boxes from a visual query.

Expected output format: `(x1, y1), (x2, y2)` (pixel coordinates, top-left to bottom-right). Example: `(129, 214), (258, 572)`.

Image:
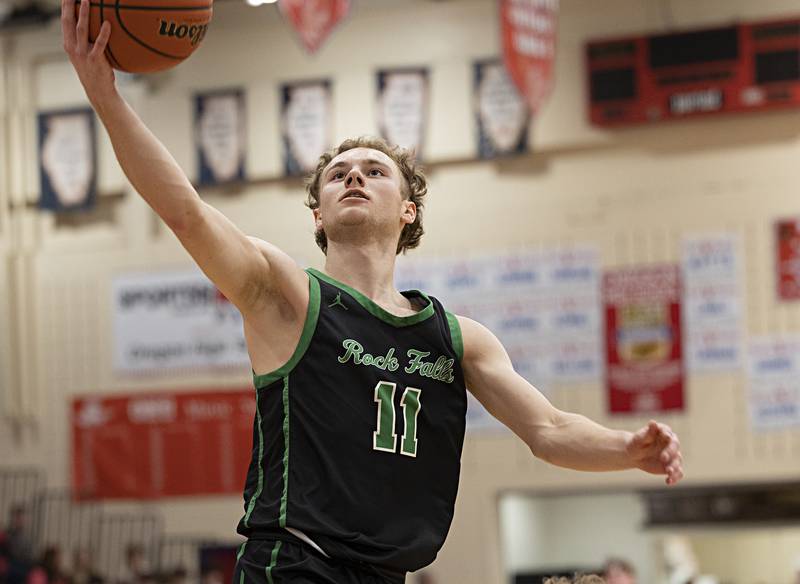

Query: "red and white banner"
(278, 0), (350, 54)
(72, 389), (254, 499)
(603, 265), (684, 414)
(499, 0), (559, 114)
(777, 219), (800, 300)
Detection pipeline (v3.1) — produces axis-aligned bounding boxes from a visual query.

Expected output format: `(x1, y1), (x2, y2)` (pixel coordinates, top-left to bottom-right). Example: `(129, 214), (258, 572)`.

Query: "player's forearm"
(530, 412), (635, 472)
(93, 90), (202, 231)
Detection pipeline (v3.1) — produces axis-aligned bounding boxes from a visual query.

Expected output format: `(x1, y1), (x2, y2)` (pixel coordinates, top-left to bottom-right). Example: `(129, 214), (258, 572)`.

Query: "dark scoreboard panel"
(587, 17), (800, 126)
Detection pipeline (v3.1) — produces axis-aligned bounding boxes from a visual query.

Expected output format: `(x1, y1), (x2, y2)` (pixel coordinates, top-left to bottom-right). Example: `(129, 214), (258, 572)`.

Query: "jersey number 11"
(373, 381), (422, 457)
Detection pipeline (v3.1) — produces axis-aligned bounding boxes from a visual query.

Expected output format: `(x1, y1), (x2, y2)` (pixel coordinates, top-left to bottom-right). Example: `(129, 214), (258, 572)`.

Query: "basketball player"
(62, 2), (684, 582)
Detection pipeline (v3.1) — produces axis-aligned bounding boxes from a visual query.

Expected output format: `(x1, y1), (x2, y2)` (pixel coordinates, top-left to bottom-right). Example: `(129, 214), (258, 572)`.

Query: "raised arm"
(458, 316), (684, 485)
(61, 0), (306, 314)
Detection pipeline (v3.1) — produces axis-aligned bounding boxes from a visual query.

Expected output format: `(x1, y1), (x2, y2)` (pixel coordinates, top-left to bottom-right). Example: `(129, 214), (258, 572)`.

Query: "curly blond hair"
(304, 136), (427, 255)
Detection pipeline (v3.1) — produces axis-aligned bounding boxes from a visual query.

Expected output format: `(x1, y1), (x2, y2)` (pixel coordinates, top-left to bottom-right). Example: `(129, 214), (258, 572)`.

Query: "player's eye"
(331, 171), (345, 180)
(369, 168), (384, 176)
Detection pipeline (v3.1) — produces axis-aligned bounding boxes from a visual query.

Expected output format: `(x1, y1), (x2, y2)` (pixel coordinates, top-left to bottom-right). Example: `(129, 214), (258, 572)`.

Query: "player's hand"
(62, 0), (116, 105)
(626, 420), (684, 486)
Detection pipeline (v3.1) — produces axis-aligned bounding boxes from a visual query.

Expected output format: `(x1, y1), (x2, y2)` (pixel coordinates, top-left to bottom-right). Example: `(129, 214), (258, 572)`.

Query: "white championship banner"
(195, 88), (247, 186)
(748, 336), (800, 431)
(113, 270), (249, 374)
(682, 234), (745, 372)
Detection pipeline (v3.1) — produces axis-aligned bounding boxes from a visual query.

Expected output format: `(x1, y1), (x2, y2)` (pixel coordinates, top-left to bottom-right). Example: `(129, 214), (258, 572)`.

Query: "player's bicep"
(172, 202), (295, 313)
(459, 316), (562, 448)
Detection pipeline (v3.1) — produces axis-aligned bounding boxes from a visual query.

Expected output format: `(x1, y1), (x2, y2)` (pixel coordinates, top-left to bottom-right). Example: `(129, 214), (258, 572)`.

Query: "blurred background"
(1, 0), (800, 583)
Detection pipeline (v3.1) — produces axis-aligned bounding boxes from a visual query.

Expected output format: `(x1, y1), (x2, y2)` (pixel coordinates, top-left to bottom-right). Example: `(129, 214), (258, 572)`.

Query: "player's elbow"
(523, 409), (568, 464)
(165, 200), (205, 234)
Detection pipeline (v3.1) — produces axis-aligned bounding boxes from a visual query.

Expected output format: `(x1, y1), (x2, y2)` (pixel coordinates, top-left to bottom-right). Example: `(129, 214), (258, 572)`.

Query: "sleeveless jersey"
(236, 268), (467, 574)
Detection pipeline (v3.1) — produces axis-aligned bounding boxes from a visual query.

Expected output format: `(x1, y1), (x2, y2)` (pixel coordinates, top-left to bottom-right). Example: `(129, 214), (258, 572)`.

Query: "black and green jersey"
(236, 268), (467, 575)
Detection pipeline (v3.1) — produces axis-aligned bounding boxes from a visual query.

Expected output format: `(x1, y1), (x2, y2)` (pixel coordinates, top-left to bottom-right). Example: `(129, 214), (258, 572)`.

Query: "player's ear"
(401, 200), (416, 225)
(313, 208), (322, 228)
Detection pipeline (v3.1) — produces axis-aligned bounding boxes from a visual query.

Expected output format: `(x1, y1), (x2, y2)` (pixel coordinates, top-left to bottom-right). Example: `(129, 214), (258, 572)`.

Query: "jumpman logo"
(328, 292), (348, 310)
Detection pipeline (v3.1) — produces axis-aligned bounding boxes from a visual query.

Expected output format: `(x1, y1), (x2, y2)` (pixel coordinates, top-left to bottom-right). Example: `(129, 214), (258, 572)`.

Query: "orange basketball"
(78, 0), (213, 74)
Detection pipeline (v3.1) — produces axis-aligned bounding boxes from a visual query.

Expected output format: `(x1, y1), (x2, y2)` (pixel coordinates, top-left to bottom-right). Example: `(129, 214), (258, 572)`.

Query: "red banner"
(500, 0), (559, 114)
(72, 389), (254, 499)
(604, 265), (684, 414)
(278, 0), (350, 54)
(777, 219), (800, 300)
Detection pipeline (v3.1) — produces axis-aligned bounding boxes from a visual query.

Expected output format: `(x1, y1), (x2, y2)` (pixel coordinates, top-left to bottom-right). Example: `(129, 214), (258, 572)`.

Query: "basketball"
(76, 0), (213, 74)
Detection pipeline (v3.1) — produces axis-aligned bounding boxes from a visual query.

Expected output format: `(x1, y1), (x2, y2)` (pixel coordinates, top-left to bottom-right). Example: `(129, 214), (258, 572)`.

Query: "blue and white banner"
(396, 246), (601, 406)
(195, 88), (246, 186)
(748, 336), (800, 430)
(474, 59), (530, 159)
(281, 79), (332, 177)
(682, 234), (744, 372)
(38, 108), (96, 211)
(113, 270), (249, 374)
(377, 68), (429, 157)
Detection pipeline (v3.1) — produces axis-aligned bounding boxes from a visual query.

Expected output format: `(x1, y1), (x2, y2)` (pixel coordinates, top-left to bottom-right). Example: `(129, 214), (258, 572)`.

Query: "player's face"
(314, 147), (416, 247)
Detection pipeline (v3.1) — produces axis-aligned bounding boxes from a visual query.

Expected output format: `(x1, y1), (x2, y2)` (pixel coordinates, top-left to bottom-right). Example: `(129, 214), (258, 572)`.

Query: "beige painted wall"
(1, 0), (800, 582)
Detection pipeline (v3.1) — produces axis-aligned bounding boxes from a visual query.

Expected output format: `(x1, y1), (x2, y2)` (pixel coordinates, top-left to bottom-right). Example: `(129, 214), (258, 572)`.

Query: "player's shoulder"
(449, 314), (501, 363)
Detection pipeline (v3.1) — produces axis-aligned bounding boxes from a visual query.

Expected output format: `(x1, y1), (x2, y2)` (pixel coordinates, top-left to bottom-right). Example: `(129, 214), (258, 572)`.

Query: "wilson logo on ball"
(158, 20), (209, 46)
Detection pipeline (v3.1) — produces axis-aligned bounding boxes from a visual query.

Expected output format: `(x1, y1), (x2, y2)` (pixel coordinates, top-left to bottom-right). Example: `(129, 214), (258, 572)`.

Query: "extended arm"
(61, 0), (306, 314)
(459, 316), (684, 485)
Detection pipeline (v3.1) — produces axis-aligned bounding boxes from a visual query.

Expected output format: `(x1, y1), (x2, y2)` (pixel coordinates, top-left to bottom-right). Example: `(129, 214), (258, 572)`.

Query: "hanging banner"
(474, 59), (530, 158)
(113, 269), (249, 374)
(376, 68), (429, 157)
(72, 389), (254, 499)
(278, 0), (350, 54)
(777, 219), (800, 300)
(604, 265), (684, 414)
(682, 234), (745, 372)
(281, 79), (332, 177)
(748, 337), (800, 430)
(195, 88), (246, 186)
(499, 0), (559, 114)
(38, 108), (97, 212)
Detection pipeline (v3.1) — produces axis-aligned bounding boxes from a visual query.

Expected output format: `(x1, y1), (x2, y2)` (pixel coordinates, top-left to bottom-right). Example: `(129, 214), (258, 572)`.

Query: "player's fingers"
(61, 0), (77, 50)
(75, 0), (90, 54)
(659, 438), (681, 463)
(666, 464), (684, 485)
(90, 20), (111, 58)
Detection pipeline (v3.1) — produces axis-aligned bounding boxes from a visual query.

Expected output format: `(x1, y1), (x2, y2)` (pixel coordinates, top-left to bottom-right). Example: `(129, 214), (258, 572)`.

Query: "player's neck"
(323, 241), (402, 305)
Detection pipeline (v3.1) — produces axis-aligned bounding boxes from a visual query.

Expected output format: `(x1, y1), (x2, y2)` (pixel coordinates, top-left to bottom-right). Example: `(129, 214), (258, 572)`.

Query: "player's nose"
(345, 168), (365, 188)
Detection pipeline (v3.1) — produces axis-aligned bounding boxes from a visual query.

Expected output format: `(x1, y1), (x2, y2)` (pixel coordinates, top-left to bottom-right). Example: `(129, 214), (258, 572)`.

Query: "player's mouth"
(340, 189), (369, 202)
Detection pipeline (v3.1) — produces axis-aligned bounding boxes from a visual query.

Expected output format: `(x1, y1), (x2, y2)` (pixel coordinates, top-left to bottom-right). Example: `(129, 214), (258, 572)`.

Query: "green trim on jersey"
(265, 540), (282, 584)
(279, 375), (291, 528)
(242, 392), (264, 527)
(252, 274), (321, 389)
(306, 268), (435, 327)
(237, 541), (247, 584)
(446, 311), (464, 362)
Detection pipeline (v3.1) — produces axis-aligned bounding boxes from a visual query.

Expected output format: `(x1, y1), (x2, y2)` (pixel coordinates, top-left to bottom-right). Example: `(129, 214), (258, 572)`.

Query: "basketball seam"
(113, 0), (208, 62)
(88, 3), (211, 9)
(99, 0), (120, 69)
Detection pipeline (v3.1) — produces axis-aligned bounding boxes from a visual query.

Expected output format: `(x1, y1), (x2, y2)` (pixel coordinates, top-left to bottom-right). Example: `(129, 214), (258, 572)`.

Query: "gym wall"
(1, 1), (799, 582)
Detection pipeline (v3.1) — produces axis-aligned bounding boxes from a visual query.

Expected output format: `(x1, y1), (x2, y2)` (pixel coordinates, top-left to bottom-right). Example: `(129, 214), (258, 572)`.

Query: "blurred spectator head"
(165, 566), (188, 584)
(125, 543), (147, 576)
(200, 567), (224, 584)
(603, 557), (637, 584)
(8, 504), (28, 531)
